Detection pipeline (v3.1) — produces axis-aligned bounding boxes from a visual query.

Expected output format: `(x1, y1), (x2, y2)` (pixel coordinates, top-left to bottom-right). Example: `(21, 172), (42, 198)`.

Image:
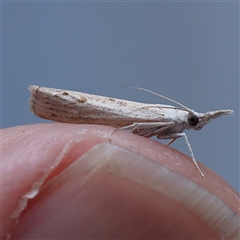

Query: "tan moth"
(29, 85), (233, 177)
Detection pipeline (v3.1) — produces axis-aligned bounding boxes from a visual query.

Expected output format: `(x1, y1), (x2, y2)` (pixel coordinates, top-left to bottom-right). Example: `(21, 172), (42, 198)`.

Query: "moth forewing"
(29, 86), (189, 127)
(29, 85), (233, 178)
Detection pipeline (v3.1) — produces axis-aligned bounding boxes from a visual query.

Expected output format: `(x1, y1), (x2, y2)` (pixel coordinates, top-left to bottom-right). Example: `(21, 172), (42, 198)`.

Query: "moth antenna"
(128, 86), (193, 112)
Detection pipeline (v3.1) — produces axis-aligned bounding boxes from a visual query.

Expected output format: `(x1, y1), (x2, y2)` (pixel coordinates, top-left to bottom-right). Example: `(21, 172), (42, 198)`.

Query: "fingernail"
(11, 143), (237, 239)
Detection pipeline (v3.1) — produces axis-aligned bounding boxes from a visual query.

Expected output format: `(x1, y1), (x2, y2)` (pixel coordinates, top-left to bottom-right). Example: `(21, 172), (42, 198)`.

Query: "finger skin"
(2, 123), (240, 239)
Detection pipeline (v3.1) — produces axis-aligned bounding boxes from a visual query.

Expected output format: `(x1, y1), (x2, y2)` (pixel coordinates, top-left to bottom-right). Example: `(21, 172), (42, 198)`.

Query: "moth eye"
(188, 114), (199, 126)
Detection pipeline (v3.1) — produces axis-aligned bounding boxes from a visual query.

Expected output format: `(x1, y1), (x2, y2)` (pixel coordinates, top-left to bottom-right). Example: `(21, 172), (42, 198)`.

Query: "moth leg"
(121, 122), (171, 130)
(139, 125), (174, 138)
(121, 122), (173, 137)
(158, 132), (205, 178)
(167, 138), (177, 146)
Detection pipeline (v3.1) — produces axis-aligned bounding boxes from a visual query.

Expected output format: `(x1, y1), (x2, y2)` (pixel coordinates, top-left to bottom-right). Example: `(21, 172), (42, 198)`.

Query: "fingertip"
(2, 123), (239, 239)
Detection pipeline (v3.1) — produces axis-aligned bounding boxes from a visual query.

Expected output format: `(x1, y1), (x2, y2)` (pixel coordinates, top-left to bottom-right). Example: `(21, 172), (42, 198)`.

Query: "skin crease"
(1, 123), (240, 239)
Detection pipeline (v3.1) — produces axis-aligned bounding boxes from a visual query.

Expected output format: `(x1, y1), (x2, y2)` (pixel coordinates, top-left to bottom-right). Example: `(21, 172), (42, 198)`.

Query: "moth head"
(187, 110), (233, 130)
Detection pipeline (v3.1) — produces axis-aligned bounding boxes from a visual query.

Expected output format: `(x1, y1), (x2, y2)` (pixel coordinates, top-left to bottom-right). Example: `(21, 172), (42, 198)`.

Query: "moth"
(29, 85), (233, 177)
